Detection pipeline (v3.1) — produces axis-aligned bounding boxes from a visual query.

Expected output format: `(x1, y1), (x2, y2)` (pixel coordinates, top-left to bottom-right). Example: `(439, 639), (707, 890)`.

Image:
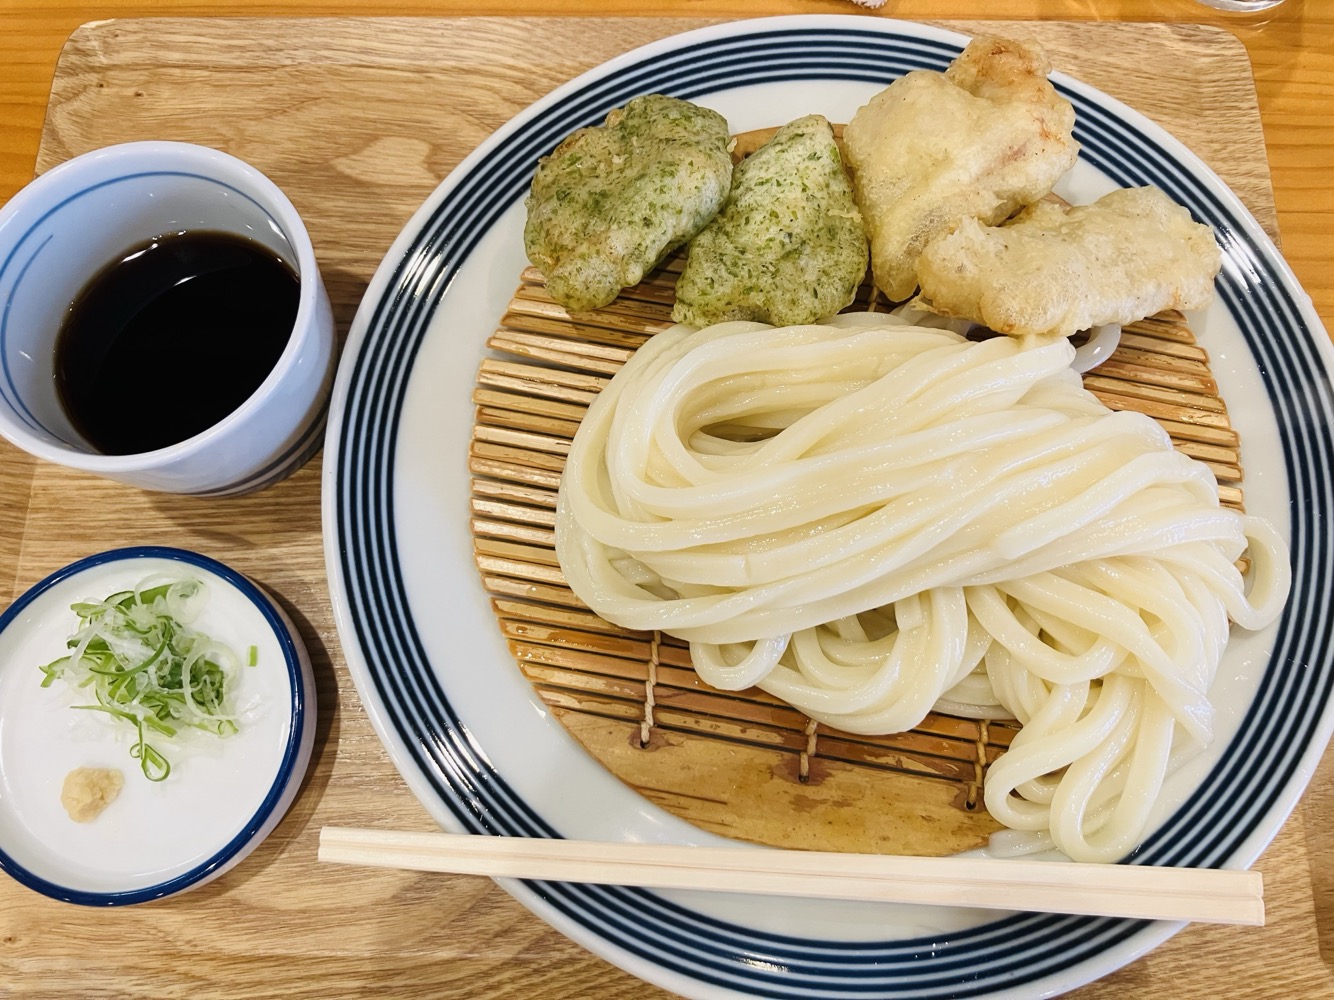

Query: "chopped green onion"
(40, 577), (242, 782)
(247, 645), (258, 667)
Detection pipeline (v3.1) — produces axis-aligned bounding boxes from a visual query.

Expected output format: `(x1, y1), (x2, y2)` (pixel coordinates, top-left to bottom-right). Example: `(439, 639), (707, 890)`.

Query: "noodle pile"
(554, 313), (1291, 862)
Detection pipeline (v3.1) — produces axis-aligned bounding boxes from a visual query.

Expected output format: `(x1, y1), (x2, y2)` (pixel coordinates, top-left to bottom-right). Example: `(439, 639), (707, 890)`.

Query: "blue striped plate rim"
(323, 16), (1334, 999)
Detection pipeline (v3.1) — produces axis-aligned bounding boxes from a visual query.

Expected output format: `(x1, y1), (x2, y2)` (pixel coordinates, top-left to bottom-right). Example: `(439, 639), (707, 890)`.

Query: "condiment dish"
(0, 546), (315, 904)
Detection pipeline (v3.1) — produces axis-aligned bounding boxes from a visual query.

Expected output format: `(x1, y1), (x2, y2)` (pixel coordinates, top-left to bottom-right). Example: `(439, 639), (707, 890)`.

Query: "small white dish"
(0, 546), (315, 904)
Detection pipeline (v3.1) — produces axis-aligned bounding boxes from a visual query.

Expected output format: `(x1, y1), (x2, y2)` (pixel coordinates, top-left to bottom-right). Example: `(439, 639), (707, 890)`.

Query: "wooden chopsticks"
(317, 827), (1264, 926)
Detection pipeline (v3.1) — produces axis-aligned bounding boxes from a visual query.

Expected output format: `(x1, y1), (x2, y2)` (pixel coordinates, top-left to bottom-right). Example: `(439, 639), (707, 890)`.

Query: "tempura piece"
(61, 767), (123, 822)
(915, 187), (1223, 338)
(673, 115), (868, 327)
(524, 94), (733, 312)
(842, 35), (1079, 301)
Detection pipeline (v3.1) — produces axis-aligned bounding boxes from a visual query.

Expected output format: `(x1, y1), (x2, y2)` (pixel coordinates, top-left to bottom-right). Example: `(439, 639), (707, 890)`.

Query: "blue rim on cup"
(0, 546), (316, 904)
(0, 142), (335, 496)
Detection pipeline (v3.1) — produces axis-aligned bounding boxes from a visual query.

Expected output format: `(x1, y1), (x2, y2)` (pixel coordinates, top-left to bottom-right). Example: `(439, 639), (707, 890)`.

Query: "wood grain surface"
(0, 13), (1330, 1000)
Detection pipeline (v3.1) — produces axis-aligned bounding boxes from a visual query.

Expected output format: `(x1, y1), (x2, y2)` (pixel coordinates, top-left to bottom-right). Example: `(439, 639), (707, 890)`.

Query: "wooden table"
(1, 3), (1332, 999)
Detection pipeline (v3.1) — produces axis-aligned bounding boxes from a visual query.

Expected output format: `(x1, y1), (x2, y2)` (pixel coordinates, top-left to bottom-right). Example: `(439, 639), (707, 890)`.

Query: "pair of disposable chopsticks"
(317, 827), (1264, 926)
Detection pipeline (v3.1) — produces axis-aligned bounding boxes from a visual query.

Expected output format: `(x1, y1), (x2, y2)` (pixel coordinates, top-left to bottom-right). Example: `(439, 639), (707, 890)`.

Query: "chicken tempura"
(842, 36), (1079, 301)
(915, 187), (1222, 338)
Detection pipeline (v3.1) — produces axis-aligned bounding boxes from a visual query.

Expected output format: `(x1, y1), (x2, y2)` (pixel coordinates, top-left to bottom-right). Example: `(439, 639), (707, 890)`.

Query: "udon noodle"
(554, 313), (1291, 862)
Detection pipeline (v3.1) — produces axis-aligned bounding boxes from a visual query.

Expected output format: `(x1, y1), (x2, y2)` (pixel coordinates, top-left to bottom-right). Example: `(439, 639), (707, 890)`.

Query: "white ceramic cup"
(0, 141), (335, 496)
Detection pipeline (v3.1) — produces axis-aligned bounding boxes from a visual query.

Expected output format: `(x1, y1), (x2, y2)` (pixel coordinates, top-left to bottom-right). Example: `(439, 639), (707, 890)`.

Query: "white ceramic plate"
(0, 547), (315, 904)
(322, 16), (1334, 998)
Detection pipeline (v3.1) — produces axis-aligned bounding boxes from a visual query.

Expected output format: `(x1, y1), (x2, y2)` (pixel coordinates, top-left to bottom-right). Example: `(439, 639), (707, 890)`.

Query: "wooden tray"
(6, 16), (1326, 1000)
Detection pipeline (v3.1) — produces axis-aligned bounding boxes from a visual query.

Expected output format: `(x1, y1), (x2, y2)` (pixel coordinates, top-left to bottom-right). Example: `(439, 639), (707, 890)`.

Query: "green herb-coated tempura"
(673, 115), (868, 327)
(40, 579), (243, 781)
(524, 94), (733, 311)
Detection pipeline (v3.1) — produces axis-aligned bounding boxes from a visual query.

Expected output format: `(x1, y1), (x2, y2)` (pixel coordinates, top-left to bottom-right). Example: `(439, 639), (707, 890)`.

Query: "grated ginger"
(61, 767), (124, 822)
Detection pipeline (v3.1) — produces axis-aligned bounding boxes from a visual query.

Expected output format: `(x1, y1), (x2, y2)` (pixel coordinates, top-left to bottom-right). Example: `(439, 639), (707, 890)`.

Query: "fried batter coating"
(524, 95), (733, 312)
(915, 187), (1222, 338)
(842, 35), (1079, 301)
(672, 115), (868, 327)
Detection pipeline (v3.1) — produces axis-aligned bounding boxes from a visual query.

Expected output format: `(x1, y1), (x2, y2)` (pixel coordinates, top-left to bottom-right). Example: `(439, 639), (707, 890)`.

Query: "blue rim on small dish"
(0, 546), (315, 905)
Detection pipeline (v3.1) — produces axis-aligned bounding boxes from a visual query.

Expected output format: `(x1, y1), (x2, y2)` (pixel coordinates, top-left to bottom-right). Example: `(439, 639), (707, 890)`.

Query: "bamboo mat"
(471, 222), (1244, 854)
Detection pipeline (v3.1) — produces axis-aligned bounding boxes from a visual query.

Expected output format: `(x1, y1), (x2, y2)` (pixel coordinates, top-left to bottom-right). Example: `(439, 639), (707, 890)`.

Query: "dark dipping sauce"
(55, 230), (299, 455)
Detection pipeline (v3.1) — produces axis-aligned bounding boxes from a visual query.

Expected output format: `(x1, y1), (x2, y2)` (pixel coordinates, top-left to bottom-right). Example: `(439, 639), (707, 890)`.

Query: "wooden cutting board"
(5, 16), (1327, 1000)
